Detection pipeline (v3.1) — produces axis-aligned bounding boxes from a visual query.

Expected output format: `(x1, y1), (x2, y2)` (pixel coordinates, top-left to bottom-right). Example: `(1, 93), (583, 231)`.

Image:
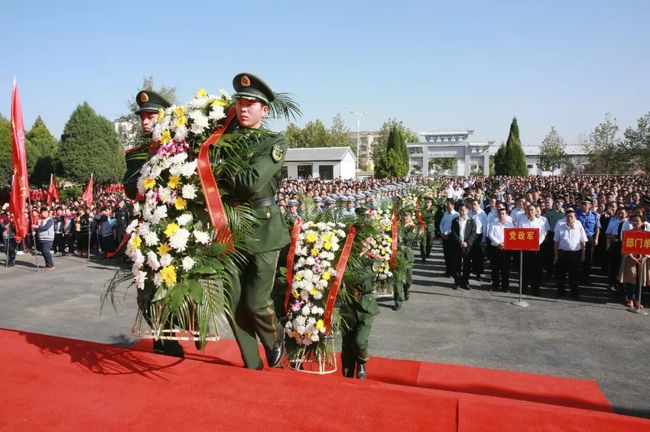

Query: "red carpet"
(2, 329), (650, 432)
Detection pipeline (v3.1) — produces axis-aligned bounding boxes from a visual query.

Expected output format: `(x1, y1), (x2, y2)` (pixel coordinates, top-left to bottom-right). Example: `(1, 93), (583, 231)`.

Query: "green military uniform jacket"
(221, 128), (290, 254)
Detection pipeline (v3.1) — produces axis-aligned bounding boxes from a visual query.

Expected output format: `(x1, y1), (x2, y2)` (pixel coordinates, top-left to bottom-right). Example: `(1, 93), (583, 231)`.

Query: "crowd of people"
(0, 186), (134, 269)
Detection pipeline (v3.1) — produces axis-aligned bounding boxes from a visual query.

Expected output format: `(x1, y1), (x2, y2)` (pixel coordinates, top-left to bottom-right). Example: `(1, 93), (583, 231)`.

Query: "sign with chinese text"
(622, 230), (650, 255)
(504, 228), (540, 251)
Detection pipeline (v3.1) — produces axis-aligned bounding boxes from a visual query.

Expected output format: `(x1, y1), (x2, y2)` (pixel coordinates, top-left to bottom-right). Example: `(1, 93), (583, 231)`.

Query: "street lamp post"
(349, 110), (366, 177)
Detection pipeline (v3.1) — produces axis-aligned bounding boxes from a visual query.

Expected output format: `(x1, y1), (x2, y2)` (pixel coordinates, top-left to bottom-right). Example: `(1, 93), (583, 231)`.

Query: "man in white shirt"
(439, 198), (459, 277)
(469, 198), (487, 280)
(510, 197), (526, 226)
(553, 208), (588, 299)
(488, 206), (515, 292)
(518, 204), (547, 295)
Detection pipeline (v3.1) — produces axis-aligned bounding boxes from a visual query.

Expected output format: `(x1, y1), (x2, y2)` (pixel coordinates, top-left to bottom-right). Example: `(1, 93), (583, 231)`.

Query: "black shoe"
(393, 303), (402, 311)
(356, 363), (366, 380)
(341, 353), (355, 378)
(570, 292), (580, 300)
(453, 284), (459, 290)
(463, 284), (471, 291)
(404, 291), (410, 301)
(556, 290), (566, 298)
(265, 338), (285, 367)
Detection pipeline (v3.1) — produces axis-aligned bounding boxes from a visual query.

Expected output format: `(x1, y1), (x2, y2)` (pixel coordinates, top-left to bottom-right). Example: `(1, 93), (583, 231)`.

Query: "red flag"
(10, 78), (30, 241)
(47, 174), (60, 205)
(81, 174), (94, 206)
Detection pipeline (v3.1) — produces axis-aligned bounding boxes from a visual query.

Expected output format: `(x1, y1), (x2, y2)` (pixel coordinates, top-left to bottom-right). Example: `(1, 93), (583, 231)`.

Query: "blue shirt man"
(575, 200), (600, 240)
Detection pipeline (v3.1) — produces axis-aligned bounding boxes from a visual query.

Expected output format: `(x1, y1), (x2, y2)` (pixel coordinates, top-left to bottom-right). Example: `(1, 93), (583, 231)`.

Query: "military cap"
(232, 73), (275, 105)
(324, 197), (335, 205)
(312, 196), (322, 203)
(356, 194), (365, 200)
(363, 191), (372, 197)
(565, 207), (576, 214)
(135, 90), (171, 114)
(287, 200), (299, 207)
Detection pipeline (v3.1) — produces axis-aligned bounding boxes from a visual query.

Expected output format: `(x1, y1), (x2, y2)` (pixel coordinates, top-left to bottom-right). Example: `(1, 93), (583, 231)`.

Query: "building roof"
(285, 147), (356, 162)
(520, 145), (588, 156)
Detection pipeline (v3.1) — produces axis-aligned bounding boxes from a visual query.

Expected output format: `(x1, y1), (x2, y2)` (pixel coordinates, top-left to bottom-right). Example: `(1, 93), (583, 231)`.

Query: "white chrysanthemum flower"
(152, 124), (163, 141)
(143, 231), (159, 247)
(331, 243), (340, 252)
(169, 228), (190, 252)
(189, 110), (209, 135)
(176, 213), (193, 226)
(208, 107), (225, 121)
(158, 187), (171, 203)
(305, 256), (315, 266)
(151, 205), (168, 224)
(153, 272), (162, 287)
(219, 88), (230, 99)
(169, 152), (188, 165)
(151, 166), (162, 178)
(132, 202), (140, 213)
(146, 251), (160, 271)
(169, 164), (182, 176)
(132, 249), (145, 266)
(193, 230), (210, 244)
(174, 126), (188, 141)
(160, 253), (172, 267)
(136, 177), (146, 196)
(131, 262), (142, 278)
(180, 160), (197, 177)
(135, 271), (147, 290)
(301, 305), (310, 316)
(181, 184), (197, 200)
(313, 291), (324, 300)
(182, 256), (195, 271)
(139, 222), (150, 237)
(302, 269), (313, 282)
(126, 219), (139, 234)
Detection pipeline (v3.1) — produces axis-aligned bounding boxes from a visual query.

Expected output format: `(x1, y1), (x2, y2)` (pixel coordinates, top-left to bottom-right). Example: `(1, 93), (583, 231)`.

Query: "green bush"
(60, 185), (82, 201)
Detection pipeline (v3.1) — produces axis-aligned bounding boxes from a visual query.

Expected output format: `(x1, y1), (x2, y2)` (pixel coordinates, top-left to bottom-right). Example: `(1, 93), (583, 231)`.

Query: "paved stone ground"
(1, 242), (649, 418)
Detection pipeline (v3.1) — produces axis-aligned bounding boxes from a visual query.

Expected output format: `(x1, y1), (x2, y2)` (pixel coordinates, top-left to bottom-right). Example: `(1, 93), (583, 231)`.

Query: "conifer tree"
(503, 117), (528, 175)
(58, 102), (126, 183)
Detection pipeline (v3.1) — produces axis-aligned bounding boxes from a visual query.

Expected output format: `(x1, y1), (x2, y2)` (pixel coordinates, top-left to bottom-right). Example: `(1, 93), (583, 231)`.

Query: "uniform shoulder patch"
(271, 144), (284, 162)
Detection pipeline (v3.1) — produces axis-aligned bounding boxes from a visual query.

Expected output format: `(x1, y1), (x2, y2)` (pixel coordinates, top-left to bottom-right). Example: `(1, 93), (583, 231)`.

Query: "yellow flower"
(157, 243), (171, 256)
(129, 235), (142, 250)
(322, 271), (331, 281)
(311, 247), (320, 257)
(324, 241), (332, 250)
(173, 197), (187, 210)
(160, 129), (171, 144)
(160, 265), (177, 287)
(292, 290), (299, 298)
(174, 107), (187, 127)
(143, 177), (156, 190)
(295, 274), (303, 281)
(195, 88), (208, 98)
(322, 233), (332, 242)
(164, 223), (179, 238)
(157, 108), (165, 122)
(211, 99), (228, 107)
(305, 232), (318, 243)
(316, 320), (325, 330)
(167, 175), (180, 189)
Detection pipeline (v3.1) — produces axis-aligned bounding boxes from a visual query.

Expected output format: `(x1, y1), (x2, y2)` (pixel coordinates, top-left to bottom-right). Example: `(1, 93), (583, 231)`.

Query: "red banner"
(9, 78), (29, 241)
(415, 198), (425, 234)
(390, 210), (399, 269)
(504, 228), (540, 251)
(324, 226), (356, 334)
(283, 217), (304, 311)
(81, 174), (94, 207)
(622, 230), (650, 255)
(47, 174), (60, 205)
(196, 108), (237, 249)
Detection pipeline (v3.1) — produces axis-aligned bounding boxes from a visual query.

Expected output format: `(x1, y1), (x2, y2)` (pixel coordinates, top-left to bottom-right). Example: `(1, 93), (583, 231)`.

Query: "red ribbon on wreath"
(390, 209), (399, 269)
(283, 216), (304, 311)
(324, 226), (356, 334)
(415, 197), (425, 234)
(196, 108), (237, 249)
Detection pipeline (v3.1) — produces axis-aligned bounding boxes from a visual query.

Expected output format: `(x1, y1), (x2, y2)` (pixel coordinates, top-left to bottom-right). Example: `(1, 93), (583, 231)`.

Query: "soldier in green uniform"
(393, 210), (419, 310)
(123, 91), (171, 200)
(341, 208), (380, 379)
(419, 197), (436, 261)
(219, 73), (291, 370)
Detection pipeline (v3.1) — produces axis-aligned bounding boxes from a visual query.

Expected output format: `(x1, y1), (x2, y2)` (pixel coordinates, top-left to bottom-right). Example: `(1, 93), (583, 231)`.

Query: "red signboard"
(504, 228), (540, 251)
(622, 230), (650, 255)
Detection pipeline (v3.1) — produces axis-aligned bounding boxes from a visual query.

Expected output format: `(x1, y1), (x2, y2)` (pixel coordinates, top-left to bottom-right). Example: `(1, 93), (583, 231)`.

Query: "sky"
(2, 0), (649, 148)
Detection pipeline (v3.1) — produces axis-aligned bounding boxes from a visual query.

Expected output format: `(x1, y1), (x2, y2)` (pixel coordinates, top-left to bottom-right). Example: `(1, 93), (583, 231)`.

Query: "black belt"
(235, 197), (277, 209)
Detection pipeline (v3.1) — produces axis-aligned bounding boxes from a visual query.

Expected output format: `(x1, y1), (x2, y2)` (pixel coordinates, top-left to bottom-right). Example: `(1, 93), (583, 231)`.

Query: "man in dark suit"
(450, 204), (478, 290)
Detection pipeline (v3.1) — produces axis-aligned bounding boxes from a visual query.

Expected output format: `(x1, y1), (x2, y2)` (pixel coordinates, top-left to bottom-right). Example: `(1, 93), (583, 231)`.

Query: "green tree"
(284, 123), (302, 148)
(330, 113), (351, 148)
(26, 116), (59, 186)
(428, 157), (457, 175)
(583, 114), (629, 174)
(624, 112), (650, 173)
(58, 102), (126, 183)
(374, 124), (408, 178)
(493, 143), (506, 175)
(117, 76), (178, 149)
(503, 117), (528, 175)
(0, 114), (37, 186)
(538, 126), (567, 173)
(372, 118), (417, 172)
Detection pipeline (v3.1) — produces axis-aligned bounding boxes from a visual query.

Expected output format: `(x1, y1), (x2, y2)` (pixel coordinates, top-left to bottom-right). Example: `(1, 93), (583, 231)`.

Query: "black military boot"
(265, 338), (285, 367)
(341, 352), (355, 378)
(356, 362), (366, 380)
(404, 283), (410, 301)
